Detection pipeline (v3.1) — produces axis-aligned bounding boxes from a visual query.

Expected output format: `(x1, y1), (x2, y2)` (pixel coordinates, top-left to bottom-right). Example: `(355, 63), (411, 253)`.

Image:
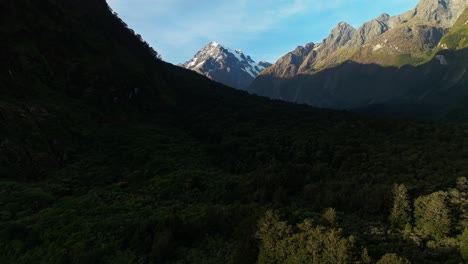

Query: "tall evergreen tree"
(389, 184), (411, 229)
(461, 228), (468, 260)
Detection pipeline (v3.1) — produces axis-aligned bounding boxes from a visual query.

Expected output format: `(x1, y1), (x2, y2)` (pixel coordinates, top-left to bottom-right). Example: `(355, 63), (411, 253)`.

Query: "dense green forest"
(0, 0), (467, 263)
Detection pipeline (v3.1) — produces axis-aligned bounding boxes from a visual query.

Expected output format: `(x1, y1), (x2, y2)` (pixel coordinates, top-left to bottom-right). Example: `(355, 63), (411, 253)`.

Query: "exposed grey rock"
(378, 13), (391, 22)
(261, 43), (315, 78)
(263, 21), (357, 77)
(248, 0), (468, 119)
(298, 22), (356, 73)
(257, 0), (466, 80)
(410, 0), (466, 26)
(347, 17), (390, 49)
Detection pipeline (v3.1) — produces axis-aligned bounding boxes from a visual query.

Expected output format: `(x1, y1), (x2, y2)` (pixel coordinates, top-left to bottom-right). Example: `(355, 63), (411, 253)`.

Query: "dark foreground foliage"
(1, 0), (467, 263)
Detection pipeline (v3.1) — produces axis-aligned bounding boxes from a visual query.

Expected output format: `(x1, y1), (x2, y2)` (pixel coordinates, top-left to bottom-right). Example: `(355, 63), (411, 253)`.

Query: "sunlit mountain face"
(248, 0), (467, 121)
(181, 41), (271, 90)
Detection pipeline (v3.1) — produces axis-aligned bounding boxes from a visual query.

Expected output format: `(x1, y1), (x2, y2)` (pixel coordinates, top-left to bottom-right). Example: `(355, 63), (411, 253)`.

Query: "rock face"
(259, 0), (467, 78)
(350, 23), (448, 66)
(409, 0), (466, 26)
(181, 42), (269, 90)
(319, 0), (466, 68)
(437, 6), (468, 50)
(260, 43), (315, 78)
(298, 22), (356, 73)
(248, 1), (468, 120)
(349, 18), (390, 49)
(261, 22), (356, 78)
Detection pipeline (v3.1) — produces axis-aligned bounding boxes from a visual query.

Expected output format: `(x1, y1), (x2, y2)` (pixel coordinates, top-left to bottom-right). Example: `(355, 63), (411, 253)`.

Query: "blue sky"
(107, 0), (419, 64)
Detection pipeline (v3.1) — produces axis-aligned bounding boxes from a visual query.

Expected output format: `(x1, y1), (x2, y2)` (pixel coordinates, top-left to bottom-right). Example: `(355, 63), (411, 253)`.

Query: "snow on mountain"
(181, 41), (270, 90)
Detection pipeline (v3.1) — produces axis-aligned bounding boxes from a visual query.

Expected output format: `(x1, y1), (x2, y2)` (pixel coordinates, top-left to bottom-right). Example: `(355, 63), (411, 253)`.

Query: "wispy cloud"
(106, 0), (419, 63)
(107, 0), (346, 61)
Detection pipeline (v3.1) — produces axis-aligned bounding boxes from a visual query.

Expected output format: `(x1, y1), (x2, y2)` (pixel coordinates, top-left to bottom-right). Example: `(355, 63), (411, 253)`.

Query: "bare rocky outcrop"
(261, 22), (356, 78)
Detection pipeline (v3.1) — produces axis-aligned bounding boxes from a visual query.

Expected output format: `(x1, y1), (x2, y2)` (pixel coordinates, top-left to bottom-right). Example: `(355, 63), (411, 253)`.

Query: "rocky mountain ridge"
(261, 22), (357, 77)
(260, 0), (466, 77)
(248, 2), (468, 120)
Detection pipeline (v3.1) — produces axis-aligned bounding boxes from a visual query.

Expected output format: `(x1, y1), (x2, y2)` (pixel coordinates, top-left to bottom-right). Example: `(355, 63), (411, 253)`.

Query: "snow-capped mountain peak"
(181, 41), (271, 90)
(210, 41), (221, 47)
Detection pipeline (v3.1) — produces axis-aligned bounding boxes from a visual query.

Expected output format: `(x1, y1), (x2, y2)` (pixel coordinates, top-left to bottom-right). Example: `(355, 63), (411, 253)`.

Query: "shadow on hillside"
(248, 48), (468, 121)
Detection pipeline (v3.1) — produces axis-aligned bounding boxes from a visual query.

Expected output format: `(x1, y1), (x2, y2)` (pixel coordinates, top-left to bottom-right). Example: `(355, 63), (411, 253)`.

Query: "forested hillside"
(1, 0), (467, 263)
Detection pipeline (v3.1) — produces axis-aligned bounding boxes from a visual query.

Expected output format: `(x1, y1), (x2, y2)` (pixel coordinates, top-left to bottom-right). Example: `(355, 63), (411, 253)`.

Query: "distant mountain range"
(248, 0), (467, 120)
(181, 42), (271, 90)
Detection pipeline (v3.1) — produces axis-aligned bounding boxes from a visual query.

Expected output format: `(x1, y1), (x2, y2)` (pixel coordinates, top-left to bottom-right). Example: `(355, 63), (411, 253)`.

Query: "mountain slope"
(318, 0), (466, 69)
(181, 42), (270, 90)
(437, 4), (468, 50)
(2, 0), (468, 263)
(260, 22), (356, 78)
(249, 1), (468, 120)
(260, 0), (466, 76)
(349, 22), (446, 66)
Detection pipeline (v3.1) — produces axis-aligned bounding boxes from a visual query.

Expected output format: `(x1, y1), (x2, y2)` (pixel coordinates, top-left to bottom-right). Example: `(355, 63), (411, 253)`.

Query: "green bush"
(376, 253), (411, 264)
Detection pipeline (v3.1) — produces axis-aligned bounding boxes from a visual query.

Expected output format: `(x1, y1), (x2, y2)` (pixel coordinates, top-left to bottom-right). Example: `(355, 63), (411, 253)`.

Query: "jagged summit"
(335, 21), (354, 30)
(181, 41), (269, 90)
(377, 13), (391, 21)
(209, 41), (220, 46)
(261, 20), (356, 76)
(328, 22), (356, 44)
(327, 21), (356, 45)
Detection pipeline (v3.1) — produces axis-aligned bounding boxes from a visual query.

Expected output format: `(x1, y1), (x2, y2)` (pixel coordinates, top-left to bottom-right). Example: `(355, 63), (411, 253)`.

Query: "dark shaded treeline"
(0, 0), (467, 263)
(248, 48), (468, 121)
